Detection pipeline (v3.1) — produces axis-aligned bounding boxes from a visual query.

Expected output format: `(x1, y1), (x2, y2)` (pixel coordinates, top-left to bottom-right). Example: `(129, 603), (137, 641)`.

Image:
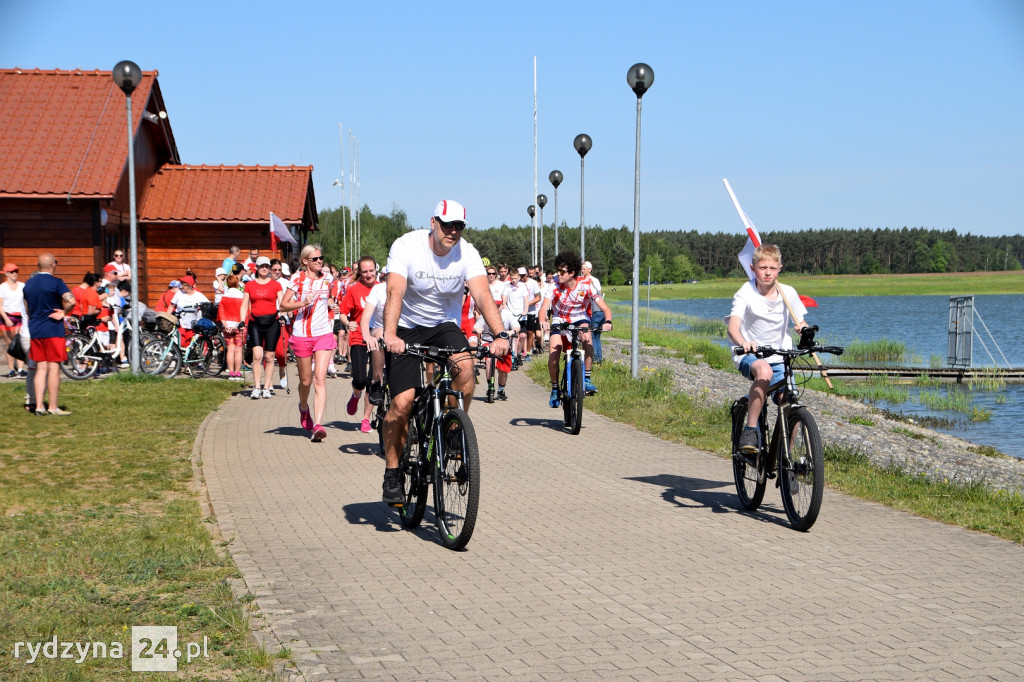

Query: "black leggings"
(248, 315), (281, 352)
(350, 344), (370, 390)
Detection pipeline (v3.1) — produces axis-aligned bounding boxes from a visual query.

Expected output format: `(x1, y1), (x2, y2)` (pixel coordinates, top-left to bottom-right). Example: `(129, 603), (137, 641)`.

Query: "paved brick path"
(199, 364), (1024, 680)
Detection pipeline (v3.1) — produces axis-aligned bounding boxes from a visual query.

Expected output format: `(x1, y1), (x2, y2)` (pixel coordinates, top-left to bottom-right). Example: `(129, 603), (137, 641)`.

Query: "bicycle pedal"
(388, 502), (404, 508)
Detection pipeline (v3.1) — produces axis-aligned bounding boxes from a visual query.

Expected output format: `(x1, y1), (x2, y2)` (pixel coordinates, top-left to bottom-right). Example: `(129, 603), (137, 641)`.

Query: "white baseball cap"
(280, 263), (291, 276)
(255, 256), (272, 266)
(582, 261), (593, 270)
(517, 267), (528, 275)
(215, 267), (227, 276)
(433, 200), (466, 224)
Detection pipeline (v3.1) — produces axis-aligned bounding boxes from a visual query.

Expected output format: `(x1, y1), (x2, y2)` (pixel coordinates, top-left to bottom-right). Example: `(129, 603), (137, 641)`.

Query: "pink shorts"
(289, 332), (337, 358)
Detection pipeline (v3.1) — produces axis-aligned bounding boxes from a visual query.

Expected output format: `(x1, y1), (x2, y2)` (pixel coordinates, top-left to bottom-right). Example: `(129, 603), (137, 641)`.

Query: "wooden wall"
(0, 199), (99, 281)
(143, 223), (282, 305)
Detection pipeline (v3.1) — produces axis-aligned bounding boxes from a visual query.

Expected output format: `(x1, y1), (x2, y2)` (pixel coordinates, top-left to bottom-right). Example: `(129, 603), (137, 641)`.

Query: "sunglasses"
(7, 270), (18, 274)
(557, 268), (570, 275)
(307, 255), (324, 262)
(487, 271), (496, 275)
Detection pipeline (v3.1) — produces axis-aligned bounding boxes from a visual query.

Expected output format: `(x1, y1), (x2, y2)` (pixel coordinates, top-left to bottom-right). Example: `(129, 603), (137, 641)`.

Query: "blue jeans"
(590, 308), (605, 362)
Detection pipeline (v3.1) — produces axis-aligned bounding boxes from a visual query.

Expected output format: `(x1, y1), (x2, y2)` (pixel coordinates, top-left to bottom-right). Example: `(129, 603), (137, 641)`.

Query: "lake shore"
(601, 336), (1024, 494)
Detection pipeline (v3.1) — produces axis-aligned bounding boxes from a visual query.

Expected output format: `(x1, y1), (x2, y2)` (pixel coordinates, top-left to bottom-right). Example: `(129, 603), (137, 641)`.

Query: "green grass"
(602, 271), (1024, 303)
(843, 338), (909, 363)
(528, 335), (1024, 544)
(0, 374), (277, 680)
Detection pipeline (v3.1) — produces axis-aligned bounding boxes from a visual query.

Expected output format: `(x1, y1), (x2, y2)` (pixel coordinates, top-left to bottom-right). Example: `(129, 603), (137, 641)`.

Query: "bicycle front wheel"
(567, 355), (584, 435)
(201, 334), (227, 377)
(779, 407), (824, 531)
(433, 408), (480, 550)
(398, 416), (429, 528)
(731, 398), (766, 511)
(61, 334), (98, 380)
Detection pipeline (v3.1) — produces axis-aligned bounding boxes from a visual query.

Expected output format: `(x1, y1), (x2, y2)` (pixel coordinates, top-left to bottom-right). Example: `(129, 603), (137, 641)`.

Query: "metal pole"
(538, 205), (544, 267)
(553, 186), (559, 256)
(533, 57), (539, 266)
(338, 123), (346, 266)
(630, 96), (642, 377)
(126, 95), (141, 374)
(580, 155), (585, 262)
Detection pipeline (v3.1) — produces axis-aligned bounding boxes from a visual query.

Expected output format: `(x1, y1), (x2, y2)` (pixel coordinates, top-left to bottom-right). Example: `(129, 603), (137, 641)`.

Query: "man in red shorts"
(23, 252), (75, 415)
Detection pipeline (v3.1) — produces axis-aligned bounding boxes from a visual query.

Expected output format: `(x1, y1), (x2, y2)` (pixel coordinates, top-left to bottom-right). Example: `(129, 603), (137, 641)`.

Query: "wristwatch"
(496, 331), (511, 340)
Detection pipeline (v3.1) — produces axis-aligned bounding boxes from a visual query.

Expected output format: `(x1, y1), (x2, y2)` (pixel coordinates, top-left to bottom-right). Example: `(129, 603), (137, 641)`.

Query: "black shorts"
(248, 314), (281, 352)
(333, 318), (344, 334)
(386, 322), (468, 398)
(349, 344), (370, 390)
(523, 314), (539, 332)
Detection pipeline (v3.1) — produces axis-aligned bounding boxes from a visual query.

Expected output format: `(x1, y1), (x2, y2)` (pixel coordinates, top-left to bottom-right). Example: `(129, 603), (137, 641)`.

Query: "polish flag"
(270, 212), (297, 252)
(722, 179), (761, 280)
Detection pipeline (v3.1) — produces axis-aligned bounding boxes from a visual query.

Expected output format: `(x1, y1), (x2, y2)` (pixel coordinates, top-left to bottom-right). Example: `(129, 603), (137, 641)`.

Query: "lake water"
(635, 294), (1024, 458)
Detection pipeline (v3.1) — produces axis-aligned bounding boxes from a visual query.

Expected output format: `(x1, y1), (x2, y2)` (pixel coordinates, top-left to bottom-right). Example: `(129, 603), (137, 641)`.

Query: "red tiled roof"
(0, 68), (173, 198)
(139, 165), (313, 223)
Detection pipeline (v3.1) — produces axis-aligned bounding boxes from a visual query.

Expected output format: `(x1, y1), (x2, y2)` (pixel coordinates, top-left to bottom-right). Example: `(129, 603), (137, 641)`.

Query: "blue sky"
(4, 0), (1023, 237)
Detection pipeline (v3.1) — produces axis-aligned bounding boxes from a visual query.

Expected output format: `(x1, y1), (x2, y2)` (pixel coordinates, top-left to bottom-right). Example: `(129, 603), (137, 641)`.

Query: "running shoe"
(584, 378), (598, 395)
(262, 388), (273, 398)
(549, 387), (560, 408)
(368, 382), (383, 406)
(280, 375), (288, 390)
(382, 468), (404, 504)
(346, 393), (359, 415)
(310, 424), (327, 442)
(35, 408), (48, 416)
(738, 428), (759, 454)
(327, 367), (338, 379)
(5, 370), (17, 378)
(497, 389), (508, 401)
(299, 404), (313, 431)
(360, 418), (372, 433)
(251, 389), (261, 400)
(17, 369), (28, 378)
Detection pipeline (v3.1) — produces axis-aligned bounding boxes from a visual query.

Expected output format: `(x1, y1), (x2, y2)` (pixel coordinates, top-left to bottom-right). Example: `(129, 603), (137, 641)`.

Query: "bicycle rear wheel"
(201, 333), (227, 376)
(731, 398), (766, 511)
(61, 334), (98, 380)
(142, 339), (181, 378)
(398, 416), (428, 528)
(779, 407), (824, 531)
(567, 355), (584, 435)
(433, 408), (480, 550)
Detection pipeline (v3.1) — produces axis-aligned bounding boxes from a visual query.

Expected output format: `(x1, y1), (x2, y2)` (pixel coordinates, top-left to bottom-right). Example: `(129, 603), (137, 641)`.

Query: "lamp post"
(573, 134), (592, 261)
(112, 60), (142, 374)
(536, 194), (547, 268)
(549, 170), (562, 256)
(627, 62), (654, 378)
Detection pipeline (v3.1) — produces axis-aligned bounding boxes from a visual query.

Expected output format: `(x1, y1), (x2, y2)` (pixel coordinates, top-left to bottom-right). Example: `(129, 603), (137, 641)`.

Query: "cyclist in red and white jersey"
(280, 244), (339, 443)
(538, 250), (612, 407)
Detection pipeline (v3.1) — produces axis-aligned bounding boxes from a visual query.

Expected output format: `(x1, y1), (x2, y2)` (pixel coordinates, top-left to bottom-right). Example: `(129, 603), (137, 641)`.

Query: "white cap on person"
(255, 256), (272, 267)
(517, 267), (528, 275)
(583, 261), (593, 270)
(281, 263), (291, 276)
(433, 200), (466, 223)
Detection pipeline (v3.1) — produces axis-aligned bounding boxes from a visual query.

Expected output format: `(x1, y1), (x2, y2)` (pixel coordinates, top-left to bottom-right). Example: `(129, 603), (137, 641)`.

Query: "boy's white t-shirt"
(365, 281), (387, 330)
(386, 229), (486, 328)
(729, 280), (807, 367)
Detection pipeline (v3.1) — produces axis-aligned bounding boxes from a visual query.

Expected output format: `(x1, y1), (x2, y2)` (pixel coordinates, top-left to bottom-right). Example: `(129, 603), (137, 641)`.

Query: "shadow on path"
(509, 416), (566, 431)
(627, 473), (792, 529)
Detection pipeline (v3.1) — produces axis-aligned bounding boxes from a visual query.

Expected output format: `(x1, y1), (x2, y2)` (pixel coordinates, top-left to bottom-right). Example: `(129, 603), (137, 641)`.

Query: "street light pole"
(573, 134), (592, 261)
(112, 60), (142, 374)
(549, 170), (562, 257)
(536, 194), (547, 268)
(627, 62), (654, 379)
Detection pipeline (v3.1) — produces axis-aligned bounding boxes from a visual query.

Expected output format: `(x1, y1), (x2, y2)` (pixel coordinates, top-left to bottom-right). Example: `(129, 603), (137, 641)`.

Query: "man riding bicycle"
(380, 200), (510, 504)
(538, 250), (612, 407)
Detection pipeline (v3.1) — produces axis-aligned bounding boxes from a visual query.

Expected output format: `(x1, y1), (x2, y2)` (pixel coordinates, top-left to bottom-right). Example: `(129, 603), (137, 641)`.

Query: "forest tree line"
(316, 205), (1024, 285)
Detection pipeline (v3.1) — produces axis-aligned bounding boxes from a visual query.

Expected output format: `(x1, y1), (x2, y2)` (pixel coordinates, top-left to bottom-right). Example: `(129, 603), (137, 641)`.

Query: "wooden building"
(0, 68), (317, 306)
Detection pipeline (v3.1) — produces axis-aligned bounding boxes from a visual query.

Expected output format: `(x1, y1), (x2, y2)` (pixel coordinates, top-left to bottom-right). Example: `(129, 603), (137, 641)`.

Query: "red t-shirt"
(244, 279), (282, 318)
(72, 285), (101, 318)
(217, 292), (243, 324)
(340, 280), (374, 347)
(156, 288), (176, 313)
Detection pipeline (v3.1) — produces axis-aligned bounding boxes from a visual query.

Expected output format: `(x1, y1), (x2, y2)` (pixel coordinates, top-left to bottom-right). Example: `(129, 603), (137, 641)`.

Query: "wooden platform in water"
(817, 366), (1024, 382)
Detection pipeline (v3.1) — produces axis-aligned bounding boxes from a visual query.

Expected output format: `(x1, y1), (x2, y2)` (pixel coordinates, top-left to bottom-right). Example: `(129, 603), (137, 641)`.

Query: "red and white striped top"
(547, 277), (600, 324)
(287, 271), (338, 338)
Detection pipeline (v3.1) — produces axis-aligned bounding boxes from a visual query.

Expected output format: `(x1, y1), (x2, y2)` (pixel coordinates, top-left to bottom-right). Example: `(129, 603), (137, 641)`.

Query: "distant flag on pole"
(722, 179), (761, 280)
(799, 295), (818, 308)
(270, 212), (297, 252)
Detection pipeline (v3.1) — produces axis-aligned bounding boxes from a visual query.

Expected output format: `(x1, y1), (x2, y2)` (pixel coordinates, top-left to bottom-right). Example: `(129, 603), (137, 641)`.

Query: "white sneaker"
(251, 389), (261, 399)
(280, 375), (288, 389)
(263, 387), (274, 398)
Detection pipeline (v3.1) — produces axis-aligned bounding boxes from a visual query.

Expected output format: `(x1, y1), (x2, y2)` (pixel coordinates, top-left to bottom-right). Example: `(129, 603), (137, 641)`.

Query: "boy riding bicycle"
(538, 250), (612, 407)
(727, 244), (808, 454)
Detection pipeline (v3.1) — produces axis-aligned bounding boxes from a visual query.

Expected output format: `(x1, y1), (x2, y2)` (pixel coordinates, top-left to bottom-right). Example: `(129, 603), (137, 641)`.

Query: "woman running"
(240, 257), (284, 398)
(280, 244), (338, 442)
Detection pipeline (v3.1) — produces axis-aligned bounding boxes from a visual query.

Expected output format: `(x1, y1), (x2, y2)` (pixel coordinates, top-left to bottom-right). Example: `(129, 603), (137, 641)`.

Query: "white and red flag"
(270, 212), (297, 252)
(722, 178), (761, 280)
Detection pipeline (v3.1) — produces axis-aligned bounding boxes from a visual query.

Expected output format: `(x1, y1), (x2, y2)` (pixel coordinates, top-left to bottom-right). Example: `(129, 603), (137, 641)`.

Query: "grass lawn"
(0, 374), (284, 680)
(602, 270), (1024, 302)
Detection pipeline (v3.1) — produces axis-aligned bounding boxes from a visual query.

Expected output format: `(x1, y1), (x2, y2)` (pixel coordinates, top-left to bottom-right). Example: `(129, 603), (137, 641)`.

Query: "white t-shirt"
(171, 290), (210, 329)
(729, 280), (807, 367)
(287, 271), (337, 338)
(386, 230), (487, 328)
(504, 281), (530, 317)
(1, 280), (26, 315)
(365, 281), (387, 330)
(107, 261), (130, 279)
(525, 278), (541, 314)
(489, 279), (508, 307)
(541, 281), (555, 305)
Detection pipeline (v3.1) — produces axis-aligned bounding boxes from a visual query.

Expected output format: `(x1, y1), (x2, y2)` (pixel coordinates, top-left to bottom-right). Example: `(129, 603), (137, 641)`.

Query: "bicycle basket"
(155, 312), (178, 333)
(193, 317), (217, 335)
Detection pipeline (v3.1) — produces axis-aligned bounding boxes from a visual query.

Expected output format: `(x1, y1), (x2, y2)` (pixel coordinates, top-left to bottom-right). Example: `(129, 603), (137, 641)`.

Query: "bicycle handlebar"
(403, 343), (495, 362)
(733, 345), (845, 359)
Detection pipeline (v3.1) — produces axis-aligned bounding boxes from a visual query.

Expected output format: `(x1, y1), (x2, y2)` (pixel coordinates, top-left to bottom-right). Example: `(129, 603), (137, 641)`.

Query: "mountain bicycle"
(393, 343), (488, 550)
(141, 308), (226, 379)
(549, 322), (594, 435)
(730, 326), (844, 531)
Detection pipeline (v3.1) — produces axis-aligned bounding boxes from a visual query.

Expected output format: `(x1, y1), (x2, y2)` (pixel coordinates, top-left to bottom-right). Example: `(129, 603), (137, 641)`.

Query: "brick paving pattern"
(200, 366), (1024, 680)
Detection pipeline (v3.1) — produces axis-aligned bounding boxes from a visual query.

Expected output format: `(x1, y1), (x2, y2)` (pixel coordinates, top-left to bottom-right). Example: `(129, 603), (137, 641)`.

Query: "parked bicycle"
(393, 343), (488, 550)
(61, 315), (156, 380)
(730, 326), (844, 531)
(549, 322), (591, 435)
(141, 307), (226, 379)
